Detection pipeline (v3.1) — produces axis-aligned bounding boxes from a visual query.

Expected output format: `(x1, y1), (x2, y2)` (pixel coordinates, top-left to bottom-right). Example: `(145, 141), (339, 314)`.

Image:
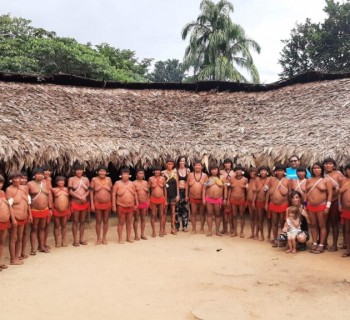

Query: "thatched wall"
(0, 72), (349, 172)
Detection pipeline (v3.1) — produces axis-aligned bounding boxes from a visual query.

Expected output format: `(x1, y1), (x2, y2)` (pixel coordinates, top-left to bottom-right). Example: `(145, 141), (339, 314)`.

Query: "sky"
(2, 0), (330, 83)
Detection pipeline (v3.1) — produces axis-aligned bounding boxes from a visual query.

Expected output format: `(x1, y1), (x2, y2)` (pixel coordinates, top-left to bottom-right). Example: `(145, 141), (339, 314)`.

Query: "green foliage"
(0, 14), (151, 82)
(149, 59), (186, 82)
(181, 0), (260, 82)
(279, 0), (350, 79)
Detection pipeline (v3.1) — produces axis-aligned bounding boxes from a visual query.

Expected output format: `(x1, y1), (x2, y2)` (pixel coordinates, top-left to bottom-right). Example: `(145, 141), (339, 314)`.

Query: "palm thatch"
(0, 71), (349, 173)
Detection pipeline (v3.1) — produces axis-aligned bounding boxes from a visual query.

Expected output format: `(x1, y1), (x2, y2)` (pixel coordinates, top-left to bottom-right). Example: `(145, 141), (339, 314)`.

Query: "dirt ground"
(1, 217), (349, 320)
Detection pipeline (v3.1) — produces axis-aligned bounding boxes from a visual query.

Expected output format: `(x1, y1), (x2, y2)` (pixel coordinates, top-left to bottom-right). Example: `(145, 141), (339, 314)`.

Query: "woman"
(290, 166), (308, 204)
(203, 164), (226, 236)
(253, 166), (270, 241)
(305, 162), (333, 254)
(290, 191), (310, 250)
(90, 165), (112, 245)
(247, 168), (258, 239)
(176, 156), (190, 232)
(323, 158), (344, 251)
(339, 163), (350, 257)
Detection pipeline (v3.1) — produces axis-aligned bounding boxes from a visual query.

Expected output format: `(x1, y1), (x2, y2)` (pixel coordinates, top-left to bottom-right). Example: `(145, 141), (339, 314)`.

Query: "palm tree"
(181, 0), (260, 82)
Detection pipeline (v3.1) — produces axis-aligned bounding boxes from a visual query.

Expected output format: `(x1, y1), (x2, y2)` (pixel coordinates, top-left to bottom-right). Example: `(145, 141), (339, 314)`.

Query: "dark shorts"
(167, 197), (177, 204)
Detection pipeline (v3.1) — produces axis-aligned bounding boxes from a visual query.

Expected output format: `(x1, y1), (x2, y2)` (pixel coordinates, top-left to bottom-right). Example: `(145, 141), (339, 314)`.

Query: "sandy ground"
(1, 217), (350, 320)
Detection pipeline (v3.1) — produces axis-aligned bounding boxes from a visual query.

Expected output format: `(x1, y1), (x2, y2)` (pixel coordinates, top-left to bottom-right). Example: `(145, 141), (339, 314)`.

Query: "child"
(283, 206), (301, 253)
(52, 176), (70, 247)
(0, 175), (17, 271)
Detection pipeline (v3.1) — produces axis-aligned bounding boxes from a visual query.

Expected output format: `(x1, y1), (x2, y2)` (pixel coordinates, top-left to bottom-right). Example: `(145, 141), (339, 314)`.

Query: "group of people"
(1, 155), (350, 272)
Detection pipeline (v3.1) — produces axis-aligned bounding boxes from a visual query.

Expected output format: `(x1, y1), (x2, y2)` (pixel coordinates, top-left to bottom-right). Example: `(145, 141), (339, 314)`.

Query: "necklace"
(194, 172), (202, 182)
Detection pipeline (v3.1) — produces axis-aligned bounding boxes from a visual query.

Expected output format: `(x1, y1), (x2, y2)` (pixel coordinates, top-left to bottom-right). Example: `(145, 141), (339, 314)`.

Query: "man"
(68, 163), (90, 246)
(112, 168), (138, 244)
(6, 172), (32, 265)
(187, 160), (208, 234)
(148, 166), (167, 237)
(286, 155), (311, 180)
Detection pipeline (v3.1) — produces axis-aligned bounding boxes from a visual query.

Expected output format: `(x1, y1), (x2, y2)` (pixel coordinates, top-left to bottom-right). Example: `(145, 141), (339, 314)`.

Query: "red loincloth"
(94, 201), (112, 210)
(307, 203), (327, 213)
(52, 208), (70, 217)
(269, 202), (289, 213)
(31, 208), (50, 219)
(71, 202), (90, 212)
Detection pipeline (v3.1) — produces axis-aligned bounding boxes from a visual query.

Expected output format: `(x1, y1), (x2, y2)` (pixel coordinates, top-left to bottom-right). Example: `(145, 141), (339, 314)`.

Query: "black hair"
(323, 157), (336, 167)
(258, 165), (269, 173)
(153, 165), (162, 172)
(165, 158), (175, 165)
(20, 171), (28, 177)
(9, 171), (22, 179)
(177, 156), (187, 168)
(311, 162), (324, 177)
(136, 167), (145, 174)
(274, 163), (286, 172)
(96, 165), (108, 172)
(42, 165), (53, 172)
(223, 158), (233, 165)
(248, 167), (257, 173)
(296, 166), (307, 175)
(55, 176), (65, 184)
(193, 159), (202, 166)
(73, 163), (84, 171)
(344, 163), (350, 177)
(33, 167), (44, 175)
(290, 190), (302, 200)
(0, 175), (4, 183)
(209, 164), (220, 177)
(120, 168), (130, 175)
(289, 155), (300, 161)
(234, 165), (244, 172)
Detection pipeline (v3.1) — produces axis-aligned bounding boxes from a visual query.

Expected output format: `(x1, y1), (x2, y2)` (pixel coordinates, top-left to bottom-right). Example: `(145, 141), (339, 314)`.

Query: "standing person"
(290, 166), (308, 203)
(283, 206), (301, 254)
(323, 158), (344, 252)
(90, 165), (112, 245)
(148, 166), (167, 237)
(247, 168), (258, 239)
(112, 168), (138, 244)
(253, 166), (270, 241)
(6, 172), (32, 265)
(176, 156), (190, 232)
(19, 172), (30, 260)
(266, 164), (289, 246)
(187, 160), (208, 234)
(68, 164), (90, 247)
(339, 163), (350, 257)
(219, 159), (235, 234)
(27, 168), (52, 254)
(0, 175), (17, 271)
(42, 165), (53, 251)
(52, 176), (70, 247)
(306, 162), (333, 254)
(286, 155), (311, 180)
(228, 165), (248, 238)
(162, 159), (179, 235)
(133, 168), (149, 240)
(203, 164), (226, 237)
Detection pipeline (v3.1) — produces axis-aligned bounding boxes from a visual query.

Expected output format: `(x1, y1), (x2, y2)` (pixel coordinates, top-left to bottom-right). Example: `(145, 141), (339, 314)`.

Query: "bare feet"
(216, 232), (223, 237)
(79, 240), (88, 245)
(95, 239), (102, 245)
(102, 239), (108, 245)
(141, 235), (148, 240)
(206, 232), (212, 237)
(285, 249), (292, 253)
(10, 259), (24, 265)
(248, 234), (254, 239)
(183, 228), (189, 232)
(38, 248), (50, 253)
(118, 240), (125, 244)
(134, 237), (140, 241)
(0, 264), (8, 269)
(240, 232), (244, 238)
(199, 229), (205, 234)
(291, 249), (297, 254)
(192, 230), (196, 234)
(62, 243), (68, 247)
(73, 243), (80, 247)
(151, 233), (156, 238)
(18, 254), (29, 260)
(126, 239), (134, 243)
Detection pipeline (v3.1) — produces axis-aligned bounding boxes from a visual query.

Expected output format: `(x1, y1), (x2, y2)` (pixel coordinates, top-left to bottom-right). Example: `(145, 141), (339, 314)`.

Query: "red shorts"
(0, 220), (10, 230)
(138, 202), (149, 210)
(307, 203), (327, 213)
(53, 208), (70, 217)
(31, 208), (50, 219)
(246, 200), (255, 207)
(341, 209), (350, 224)
(256, 201), (266, 209)
(269, 202), (288, 213)
(230, 198), (246, 206)
(71, 202), (90, 212)
(190, 197), (202, 204)
(205, 196), (223, 205)
(150, 196), (165, 205)
(94, 201), (112, 210)
(118, 206), (134, 215)
(16, 218), (28, 226)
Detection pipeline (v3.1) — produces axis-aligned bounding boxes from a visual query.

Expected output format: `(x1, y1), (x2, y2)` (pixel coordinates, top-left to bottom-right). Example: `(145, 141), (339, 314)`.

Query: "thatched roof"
(0, 71), (350, 172)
